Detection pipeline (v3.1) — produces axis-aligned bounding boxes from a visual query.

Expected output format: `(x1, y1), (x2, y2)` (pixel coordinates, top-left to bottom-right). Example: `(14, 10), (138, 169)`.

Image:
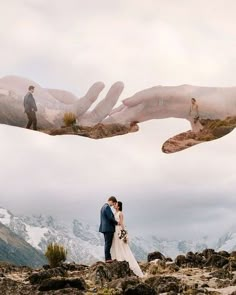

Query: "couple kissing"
(99, 196), (143, 277)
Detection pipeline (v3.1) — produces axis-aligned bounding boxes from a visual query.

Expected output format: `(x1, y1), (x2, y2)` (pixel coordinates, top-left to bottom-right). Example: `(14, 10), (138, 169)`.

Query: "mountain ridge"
(0, 221), (47, 267)
(1, 206), (236, 265)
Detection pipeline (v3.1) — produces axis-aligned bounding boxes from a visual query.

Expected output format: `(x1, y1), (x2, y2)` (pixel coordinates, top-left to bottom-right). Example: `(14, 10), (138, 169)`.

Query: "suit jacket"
(99, 203), (118, 233)
(24, 92), (37, 112)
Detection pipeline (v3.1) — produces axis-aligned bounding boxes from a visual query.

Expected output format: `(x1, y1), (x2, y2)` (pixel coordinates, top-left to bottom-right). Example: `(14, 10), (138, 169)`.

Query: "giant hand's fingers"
(103, 103), (145, 124)
(78, 81), (124, 125)
(73, 82), (105, 117)
(122, 86), (161, 107)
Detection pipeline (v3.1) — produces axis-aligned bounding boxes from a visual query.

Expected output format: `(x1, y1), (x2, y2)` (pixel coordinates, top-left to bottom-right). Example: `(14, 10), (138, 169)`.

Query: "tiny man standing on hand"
(24, 85), (38, 130)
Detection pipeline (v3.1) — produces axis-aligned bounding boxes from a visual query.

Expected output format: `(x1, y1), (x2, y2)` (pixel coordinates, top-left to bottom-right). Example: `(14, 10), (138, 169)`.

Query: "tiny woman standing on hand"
(189, 97), (203, 132)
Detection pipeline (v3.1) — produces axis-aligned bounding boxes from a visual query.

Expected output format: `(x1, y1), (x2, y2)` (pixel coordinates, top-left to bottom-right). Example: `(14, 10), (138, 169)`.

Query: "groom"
(99, 196), (119, 262)
(23, 85), (38, 130)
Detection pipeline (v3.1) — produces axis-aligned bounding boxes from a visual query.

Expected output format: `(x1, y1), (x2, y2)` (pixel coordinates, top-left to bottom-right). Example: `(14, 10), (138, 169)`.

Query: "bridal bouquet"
(118, 229), (128, 243)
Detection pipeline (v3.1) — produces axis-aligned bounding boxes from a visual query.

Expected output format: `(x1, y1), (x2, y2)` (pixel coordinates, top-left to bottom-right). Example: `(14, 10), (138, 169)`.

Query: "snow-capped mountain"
(0, 207), (104, 264)
(1, 206), (235, 265)
(0, 221), (46, 267)
(216, 225), (236, 252)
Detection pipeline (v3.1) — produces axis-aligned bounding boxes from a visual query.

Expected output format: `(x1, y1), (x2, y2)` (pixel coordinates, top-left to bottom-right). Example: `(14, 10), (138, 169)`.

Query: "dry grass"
(45, 243), (67, 268)
(63, 112), (76, 127)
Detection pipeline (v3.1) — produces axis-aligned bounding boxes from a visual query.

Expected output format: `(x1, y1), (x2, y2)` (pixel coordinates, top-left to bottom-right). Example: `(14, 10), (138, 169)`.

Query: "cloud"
(1, 0), (236, 96)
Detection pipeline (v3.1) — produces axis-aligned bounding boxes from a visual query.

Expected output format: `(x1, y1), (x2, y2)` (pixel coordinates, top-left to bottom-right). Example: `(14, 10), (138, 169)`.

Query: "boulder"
(175, 255), (188, 267)
(144, 275), (180, 293)
(147, 251), (165, 262)
(88, 261), (134, 285)
(204, 254), (229, 268)
(28, 267), (66, 284)
(218, 250), (230, 258)
(186, 251), (195, 260)
(201, 283), (209, 288)
(195, 252), (206, 265)
(38, 277), (86, 291)
(185, 251), (200, 267)
(181, 251), (206, 268)
(108, 277), (140, 292)
(124, 283), (157, 295)
(210, 269), (233, 280)
(202, 249), (216, 259)
(38, 278), (67, 291)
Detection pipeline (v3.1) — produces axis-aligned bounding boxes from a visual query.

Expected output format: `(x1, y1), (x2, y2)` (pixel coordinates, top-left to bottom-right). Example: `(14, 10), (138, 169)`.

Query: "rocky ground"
(162, 116), (236, 153)
(1, 249), (236, 294)
(45, 123), (138, 139)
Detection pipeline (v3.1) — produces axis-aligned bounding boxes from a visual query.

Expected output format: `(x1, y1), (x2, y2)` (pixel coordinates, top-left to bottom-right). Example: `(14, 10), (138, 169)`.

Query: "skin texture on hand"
(105, 84), (236, 123)
(71, 81), (124, 126)
(102, 84), (236, 153)
(0, 75), (235, 153)
(100, 84), (236, 153)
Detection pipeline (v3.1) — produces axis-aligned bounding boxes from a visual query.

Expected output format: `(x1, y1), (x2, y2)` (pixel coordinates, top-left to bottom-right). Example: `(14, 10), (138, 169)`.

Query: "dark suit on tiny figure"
(99, 196), (119, 262)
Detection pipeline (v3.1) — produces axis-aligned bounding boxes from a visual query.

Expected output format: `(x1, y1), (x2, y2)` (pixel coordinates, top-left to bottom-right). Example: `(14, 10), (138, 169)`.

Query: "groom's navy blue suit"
(99, 203), (118, 261)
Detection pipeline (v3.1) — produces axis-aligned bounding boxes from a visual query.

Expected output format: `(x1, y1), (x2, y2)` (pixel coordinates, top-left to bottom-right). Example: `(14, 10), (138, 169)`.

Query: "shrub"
(63, 112), (76, 127)
(45, 243), (67, 268)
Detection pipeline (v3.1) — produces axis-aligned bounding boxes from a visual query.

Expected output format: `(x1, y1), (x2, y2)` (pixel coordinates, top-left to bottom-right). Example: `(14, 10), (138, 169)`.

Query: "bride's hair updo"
(118, 201), (123, 211)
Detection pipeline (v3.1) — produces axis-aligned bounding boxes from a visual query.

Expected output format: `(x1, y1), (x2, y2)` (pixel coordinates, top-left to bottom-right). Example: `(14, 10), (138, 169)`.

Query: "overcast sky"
(0, 0), (236, 242)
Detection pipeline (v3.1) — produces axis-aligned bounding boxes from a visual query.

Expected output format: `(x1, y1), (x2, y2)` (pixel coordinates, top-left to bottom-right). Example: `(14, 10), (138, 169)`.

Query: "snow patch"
(24, 224), (48, 250)
(0, 208), (12, 225)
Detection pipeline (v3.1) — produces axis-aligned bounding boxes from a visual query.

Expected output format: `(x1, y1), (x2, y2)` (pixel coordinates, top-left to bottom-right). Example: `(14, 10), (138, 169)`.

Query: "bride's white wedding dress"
(111, 211), (143, 277)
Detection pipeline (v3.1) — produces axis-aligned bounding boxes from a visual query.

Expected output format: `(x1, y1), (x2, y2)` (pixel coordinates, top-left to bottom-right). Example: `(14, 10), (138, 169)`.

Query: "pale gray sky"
(0, 0), (236, 241)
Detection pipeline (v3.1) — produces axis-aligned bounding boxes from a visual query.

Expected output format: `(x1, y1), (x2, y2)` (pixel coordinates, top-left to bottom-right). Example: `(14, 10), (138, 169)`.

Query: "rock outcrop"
(1, 249), (236, 294)
(47, 122), (139, 139)
(162, 116), (236, 153)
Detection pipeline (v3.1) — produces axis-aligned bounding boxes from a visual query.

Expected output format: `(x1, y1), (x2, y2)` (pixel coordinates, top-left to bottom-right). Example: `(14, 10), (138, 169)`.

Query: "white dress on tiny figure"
(189, 103), (203, 132)
(111, 211), (143, 277)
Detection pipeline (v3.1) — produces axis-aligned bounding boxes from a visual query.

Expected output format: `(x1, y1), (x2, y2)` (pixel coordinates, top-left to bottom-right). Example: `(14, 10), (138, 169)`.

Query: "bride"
(110, 201), (143, 277)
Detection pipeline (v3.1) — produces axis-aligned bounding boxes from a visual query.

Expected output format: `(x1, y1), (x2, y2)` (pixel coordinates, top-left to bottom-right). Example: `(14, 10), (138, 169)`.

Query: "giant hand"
(102, 84), (236, 153)
(0, 76), (235, 153)
(104, 84), (236, 122)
